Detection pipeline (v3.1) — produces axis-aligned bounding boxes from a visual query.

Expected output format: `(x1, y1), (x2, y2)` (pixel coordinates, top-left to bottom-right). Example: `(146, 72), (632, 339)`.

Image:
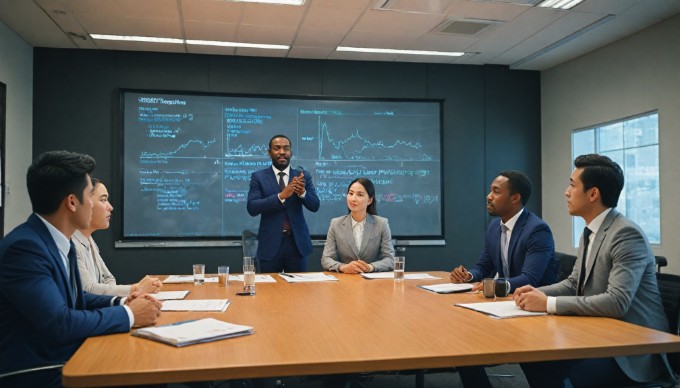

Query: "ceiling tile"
(353, 9), (446, 35)
(62, 0), (180, 19)
(240, 3), (306, 27)
(235, 46), (289, 57)
(310, 0), (372, 9)
(301, 5), (364, 31)
(78, 14), (183, 38)
(295, 28), (346, 47)
(237, 24), (297, 44)
(187, 45), (237, 55)
(342, 30), (418, 49)
(184, 21), (239, 41)
(181, 0), (243, 23)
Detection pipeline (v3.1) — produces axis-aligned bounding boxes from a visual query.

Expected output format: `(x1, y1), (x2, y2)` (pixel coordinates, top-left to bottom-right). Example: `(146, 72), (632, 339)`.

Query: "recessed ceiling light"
(186, 40), (289, 50)
(90, 34), (183, 44)
(225, 0), (305, 5)
(537, 0), (584, 10)
(337, 46), (465, 57)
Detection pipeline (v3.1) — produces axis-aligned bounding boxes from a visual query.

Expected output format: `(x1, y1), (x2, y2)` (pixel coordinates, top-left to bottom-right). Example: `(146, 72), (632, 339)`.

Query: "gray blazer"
(321, 214), (395, 272)
(73, 230), (132, 297)
(539, 209), (670, 382)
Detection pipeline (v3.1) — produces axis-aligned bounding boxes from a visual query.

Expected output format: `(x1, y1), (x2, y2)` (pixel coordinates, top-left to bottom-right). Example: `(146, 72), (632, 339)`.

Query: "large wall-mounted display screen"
(121, 90), (442, 240)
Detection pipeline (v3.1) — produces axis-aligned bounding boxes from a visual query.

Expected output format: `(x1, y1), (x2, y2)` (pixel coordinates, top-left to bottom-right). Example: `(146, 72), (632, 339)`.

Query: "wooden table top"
(62, 272), (680, 387)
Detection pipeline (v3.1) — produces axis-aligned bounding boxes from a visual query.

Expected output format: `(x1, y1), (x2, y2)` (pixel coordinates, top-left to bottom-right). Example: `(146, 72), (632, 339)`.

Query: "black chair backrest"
(656, 272), (680, 374)
(656, 256), (668, 273)
(554, 252), (577, 282)
(657, 272), (680, 336)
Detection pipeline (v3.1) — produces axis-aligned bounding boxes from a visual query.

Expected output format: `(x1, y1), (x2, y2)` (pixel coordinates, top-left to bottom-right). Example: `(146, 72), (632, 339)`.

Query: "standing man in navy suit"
(0, 151), (161, 387)
(247, 135), (320, 273)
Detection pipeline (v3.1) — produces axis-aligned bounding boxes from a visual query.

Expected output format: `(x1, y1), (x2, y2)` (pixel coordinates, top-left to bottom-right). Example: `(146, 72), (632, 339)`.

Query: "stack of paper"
(133, 318), (254, 347)
(160, 299), (231, 312)
(163, 275), (218, 284)
(360, 272), (441, 280)
(230, 274), (277, 283)
(418, 283), (473, 294)
(455, 301), (547, 319)
(278, 272), (338, 283)
(153, 290), (190, 301)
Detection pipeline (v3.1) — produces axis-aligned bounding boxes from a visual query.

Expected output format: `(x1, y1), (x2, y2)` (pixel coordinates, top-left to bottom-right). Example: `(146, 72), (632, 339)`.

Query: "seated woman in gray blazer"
(73, 178), (162, 297)
(321, 178), (395, 273)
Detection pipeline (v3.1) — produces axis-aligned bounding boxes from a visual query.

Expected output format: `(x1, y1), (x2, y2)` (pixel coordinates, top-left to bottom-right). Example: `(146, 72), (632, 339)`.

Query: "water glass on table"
(394, 256), (405, 282)
(243, 256), (255, 294)
(218, 266), (229, 287)
(193, 264), (205, 285)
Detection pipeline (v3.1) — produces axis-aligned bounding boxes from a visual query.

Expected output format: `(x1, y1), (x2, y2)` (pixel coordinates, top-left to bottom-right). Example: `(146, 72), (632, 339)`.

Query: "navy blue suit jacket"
(247, 167), (320, 263)
(0, 214), (129, 382)
(469, 210), (557, 292)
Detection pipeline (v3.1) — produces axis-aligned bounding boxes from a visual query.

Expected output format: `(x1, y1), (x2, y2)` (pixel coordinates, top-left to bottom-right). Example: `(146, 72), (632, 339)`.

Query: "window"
(571, 111), (660, 246)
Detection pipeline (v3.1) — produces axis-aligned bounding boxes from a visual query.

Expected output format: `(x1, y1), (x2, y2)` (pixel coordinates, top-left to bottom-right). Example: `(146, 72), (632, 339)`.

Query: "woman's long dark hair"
(347, 177), (377, 215)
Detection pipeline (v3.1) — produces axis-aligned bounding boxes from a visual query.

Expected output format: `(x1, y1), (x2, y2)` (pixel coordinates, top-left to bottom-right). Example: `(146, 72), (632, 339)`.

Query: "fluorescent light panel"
(337, 46), (465, 57)
(537, 0), (584, 9)
(225, 0), (305, 5)
(90, 34), (183, 44)
(90, 34), (289, 50)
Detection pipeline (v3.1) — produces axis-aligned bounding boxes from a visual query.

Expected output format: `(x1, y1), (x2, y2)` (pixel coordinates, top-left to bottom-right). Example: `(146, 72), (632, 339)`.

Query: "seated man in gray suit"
(514, 154), (672, 386)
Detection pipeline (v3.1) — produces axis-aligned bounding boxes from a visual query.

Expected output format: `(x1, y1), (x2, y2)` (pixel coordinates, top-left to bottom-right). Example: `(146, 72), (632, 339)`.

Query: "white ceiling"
(0, 0), (678, 70)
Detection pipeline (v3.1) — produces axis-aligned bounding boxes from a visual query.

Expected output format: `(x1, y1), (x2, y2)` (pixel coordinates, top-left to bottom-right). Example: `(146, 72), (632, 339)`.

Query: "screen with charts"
(121, 90), (442, 240)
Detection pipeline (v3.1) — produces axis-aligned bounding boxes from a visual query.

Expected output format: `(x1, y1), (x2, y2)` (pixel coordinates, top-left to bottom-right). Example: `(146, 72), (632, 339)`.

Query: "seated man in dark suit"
(514, 154), (672, 386)
(450, 170), (557, 291)
(0, 150), (161, 387)
(449, 170), (557, 388)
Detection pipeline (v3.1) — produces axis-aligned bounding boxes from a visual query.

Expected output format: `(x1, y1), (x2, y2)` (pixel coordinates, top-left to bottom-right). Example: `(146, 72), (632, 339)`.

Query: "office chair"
(0, 364), (64, 385)
(656, 256), (668, 273)
(646, 272), (680, 387)
(554, 252), (577, 282)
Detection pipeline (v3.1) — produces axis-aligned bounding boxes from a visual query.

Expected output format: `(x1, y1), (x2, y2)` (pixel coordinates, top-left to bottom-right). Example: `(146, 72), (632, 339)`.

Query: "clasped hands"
(126, 291), (163, 327)
(340, 260), (372, 274)
(513, 285), (548, 312)
(280, 173), (306, 199)
(131, 275), (162, 294)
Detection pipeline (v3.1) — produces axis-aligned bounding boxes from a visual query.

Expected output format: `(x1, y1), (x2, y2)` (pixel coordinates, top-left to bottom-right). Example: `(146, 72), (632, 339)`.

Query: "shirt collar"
(272, 165), (291, 176)
(35, 213), (71, 257)
(501, 208), (524, 232)
(586, 208), (612, 235)
(72, 229), (91, 249)
(351, 216), (366, 228)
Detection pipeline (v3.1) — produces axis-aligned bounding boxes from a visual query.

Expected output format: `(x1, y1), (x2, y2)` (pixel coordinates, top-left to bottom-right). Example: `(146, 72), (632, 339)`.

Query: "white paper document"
(455, 300), (548, 319)
(163, 275), (218, 284)
(360, 272), (441, 280)
(153, 291), (190, 300)
(160, 299), (230, 312)
(418, 283), (473, 294)
(230, 274), (277, 283)
(278, 272), (338, 283)
(132, 318), (254, 347)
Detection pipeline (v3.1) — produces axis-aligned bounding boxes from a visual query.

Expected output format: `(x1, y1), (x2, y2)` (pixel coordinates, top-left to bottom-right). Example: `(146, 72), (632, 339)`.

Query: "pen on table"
(280, 273), (294, 278)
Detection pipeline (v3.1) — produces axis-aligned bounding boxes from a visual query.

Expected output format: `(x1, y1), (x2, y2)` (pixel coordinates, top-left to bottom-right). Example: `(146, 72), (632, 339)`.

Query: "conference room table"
(62, 271), (680, 387)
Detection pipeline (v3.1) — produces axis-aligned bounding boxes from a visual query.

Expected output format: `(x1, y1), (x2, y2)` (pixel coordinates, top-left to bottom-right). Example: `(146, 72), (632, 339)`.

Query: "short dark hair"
(268, 134), (291, 150)
(347, 177), (377, 215)
(27, 150), (96, 215)
(499, 170), (532, 206)
(91, 177), (101, 188)
(574, 153), (624, 208)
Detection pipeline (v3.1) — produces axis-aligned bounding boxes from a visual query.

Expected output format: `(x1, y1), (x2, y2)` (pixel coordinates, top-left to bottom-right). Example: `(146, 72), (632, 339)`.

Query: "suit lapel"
(264, 168), (279, 193)
(359, 214), (375, 256)
(28, 214), (75, 306)
(507, 211), (528, 271)
(584, 210), (619, 287)
(340, 215), (359, 257)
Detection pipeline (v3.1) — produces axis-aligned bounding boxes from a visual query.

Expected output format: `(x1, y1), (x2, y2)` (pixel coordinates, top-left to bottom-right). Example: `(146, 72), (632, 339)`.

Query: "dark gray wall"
(33, 48), (541, 284)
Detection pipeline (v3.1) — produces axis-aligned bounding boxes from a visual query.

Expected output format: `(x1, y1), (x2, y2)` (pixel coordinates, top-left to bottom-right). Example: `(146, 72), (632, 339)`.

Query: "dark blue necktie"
(68, 241), (78, 305)
(577, 227), (592, 296)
